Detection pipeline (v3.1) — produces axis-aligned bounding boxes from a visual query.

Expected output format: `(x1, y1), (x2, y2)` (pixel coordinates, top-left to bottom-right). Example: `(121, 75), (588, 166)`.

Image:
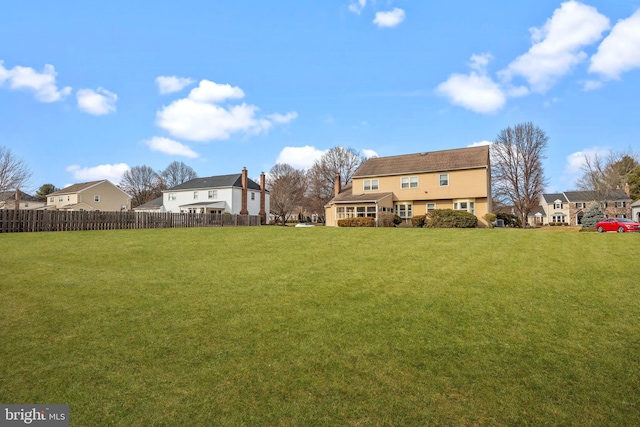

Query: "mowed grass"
(1, 227), (639, 426)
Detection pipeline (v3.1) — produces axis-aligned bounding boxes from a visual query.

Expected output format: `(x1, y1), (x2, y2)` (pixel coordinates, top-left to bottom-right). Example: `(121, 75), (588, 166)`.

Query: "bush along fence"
(0, 210), (262, 233)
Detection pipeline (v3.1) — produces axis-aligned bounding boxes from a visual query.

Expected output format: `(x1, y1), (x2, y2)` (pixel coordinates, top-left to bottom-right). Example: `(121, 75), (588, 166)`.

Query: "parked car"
(596, 218), (640, 233)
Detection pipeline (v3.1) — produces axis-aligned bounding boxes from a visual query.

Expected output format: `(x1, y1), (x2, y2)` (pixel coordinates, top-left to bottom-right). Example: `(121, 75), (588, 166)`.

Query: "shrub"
(411, 215), (427, 228)
(377, 212), (396, 227)
(337, 217), (375, 227)
(483, 213), (497, 228)
(393, 215), (402, 225)
(496, 212), (521, 228)
(425, 209), (478, 228)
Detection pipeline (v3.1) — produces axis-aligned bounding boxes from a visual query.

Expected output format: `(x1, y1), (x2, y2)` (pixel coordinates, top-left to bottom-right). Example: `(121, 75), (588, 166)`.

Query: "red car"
(596, 218), (640, 233)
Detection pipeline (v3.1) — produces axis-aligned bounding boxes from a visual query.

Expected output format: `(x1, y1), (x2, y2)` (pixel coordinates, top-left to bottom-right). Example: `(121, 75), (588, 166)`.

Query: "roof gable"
(353, 145), (489, 178)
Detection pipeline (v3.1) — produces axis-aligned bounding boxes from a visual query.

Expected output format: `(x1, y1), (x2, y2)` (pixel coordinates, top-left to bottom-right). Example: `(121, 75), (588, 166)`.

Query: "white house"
(162, 168), (269, 222)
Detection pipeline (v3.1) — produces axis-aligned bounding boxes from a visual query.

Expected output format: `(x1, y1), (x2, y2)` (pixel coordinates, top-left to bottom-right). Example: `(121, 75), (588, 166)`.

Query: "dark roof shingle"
(167, 174), (261, 191)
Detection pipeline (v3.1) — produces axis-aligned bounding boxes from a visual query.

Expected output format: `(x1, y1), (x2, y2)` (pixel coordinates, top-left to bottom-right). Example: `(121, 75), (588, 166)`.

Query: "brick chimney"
(259, 172), (266, 224)
(624, 182), (630, 197)
(334, 173), (341, 198)
(240, 167), (249, 215)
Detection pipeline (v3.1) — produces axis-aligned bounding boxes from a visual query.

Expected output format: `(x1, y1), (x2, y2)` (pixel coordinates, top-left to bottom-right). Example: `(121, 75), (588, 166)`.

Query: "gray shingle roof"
(353, 145), (489, 178)
(542, 193), (568, 204)
(563, 189), (630, 202)
(166, 174), (261, 191)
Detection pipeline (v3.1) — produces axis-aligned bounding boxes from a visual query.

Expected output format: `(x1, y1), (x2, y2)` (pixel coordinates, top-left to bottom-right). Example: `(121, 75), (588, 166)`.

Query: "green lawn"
(1, 227), (639, 426)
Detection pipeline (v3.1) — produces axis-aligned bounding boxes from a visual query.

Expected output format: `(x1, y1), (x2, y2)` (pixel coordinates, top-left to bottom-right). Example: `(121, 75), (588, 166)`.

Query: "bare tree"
(267, 163), (307, 225)
(161, 161), (198, 189)
(305, 146), (366, 219)
(491, 122), (548, 228)
(577, 150), (639, 207)
(0, 146), (31, 204)
(119, 165), (163, 208)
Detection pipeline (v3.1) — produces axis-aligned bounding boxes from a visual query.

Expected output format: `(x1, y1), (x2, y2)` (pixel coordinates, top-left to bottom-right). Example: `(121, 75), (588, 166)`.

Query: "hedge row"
(337, 217), (376, 227)
(412, 209), (478, 228)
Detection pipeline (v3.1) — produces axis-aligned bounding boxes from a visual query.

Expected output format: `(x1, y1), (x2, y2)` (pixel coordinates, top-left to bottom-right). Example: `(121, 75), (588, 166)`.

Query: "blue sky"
(1, 0), (639, 193)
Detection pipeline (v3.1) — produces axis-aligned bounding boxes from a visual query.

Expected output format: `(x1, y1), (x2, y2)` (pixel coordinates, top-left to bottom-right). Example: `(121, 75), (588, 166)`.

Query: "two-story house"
(162, 168), (269, 223)
(537, 189), (632, 226)
(324, 145), (492, 227)
(0, 190), (45, 210)
(45, 180), (131, 211)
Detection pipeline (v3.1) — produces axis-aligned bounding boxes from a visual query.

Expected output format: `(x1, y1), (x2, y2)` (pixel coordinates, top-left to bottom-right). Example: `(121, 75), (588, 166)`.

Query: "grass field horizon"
(1, 227), (639, 425)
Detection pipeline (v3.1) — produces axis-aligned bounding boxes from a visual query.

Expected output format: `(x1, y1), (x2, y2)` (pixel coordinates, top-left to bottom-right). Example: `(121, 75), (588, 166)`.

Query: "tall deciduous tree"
(627, 165), (640, 202)
(267, 163), (307, 225)
(161, 161), (198, 189)
(576, 150), (638, 207)
(305, 146), (366, 220)
(0, 146), (31, 203)
(119, 165), (163, 208)
(491, 122), (548, 228)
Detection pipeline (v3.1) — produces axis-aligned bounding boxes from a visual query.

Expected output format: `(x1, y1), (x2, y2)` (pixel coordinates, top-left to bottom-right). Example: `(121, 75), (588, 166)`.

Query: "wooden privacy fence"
(0, 210), (261, 233)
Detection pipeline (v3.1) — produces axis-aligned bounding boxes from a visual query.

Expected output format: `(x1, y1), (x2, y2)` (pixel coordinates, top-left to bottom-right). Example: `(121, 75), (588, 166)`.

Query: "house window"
(401, 177), (409, 189)
(356, 207), (366, 217)
(364, 179), (379, 191)
(251, 192), (255, 201)
(58, 196), (63, 202)
(67, 196), (70, 201)
(554, 201), (563, 209)
(576, 202), (585, 209)
(454, 200), (475, 214)
(439, 174), (449, 186)
(426, 203), (437, 212)
(615, 201), (626, 208)
(193, 191), (198, 200)
(401, 177), (418, 189)
(208, 190), (217, 199)
(395, 203), (413, 218)
(94, 195), (100, 202)
(552, 214), (565, 223)
(49, 197), (54, 203)
(169, 193), (176, 201)
(24, 203), (29, 208)
(366, 206), (376, 217)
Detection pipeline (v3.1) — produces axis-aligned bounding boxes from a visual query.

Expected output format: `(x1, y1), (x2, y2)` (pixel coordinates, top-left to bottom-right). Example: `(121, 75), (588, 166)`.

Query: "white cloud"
(589, 9), (640, 80)
(276, 146), (327, 170)
(0, 61), (71, 102)
(77, 87), (117, 115)
(373, 8), (405, 28)
(267, 112), (298, 124)
(362, 149), (378, 158)
(436, 53), (506, 114)
(349, 0), (366, 15)
(187, 80), (245, 103)
(500, 1), (610, 93)
(156, 76), (195, 94)
(156, 79), (297, 142)
(436, 72), (506, 114)
(564, 146), (611, 174)
(144, 137), (199, 158)
(66, 163), (130, 183)
(468, 140), (492, 147)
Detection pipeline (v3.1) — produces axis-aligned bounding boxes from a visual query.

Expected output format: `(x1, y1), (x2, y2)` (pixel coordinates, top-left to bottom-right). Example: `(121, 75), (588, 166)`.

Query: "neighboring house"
(537, 189), (632, 226)
(162, 168), (269, 222)
(45, 180), (131, 211)
(324, 145), (492, 227)
(0, 190), (45, 210)
(631, 199), (640, 223)
(132, 197), (163, 212)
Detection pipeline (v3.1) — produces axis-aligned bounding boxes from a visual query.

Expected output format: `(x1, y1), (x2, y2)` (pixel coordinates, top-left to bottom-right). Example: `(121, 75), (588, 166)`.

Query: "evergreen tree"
(581, 204), (605, 228)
